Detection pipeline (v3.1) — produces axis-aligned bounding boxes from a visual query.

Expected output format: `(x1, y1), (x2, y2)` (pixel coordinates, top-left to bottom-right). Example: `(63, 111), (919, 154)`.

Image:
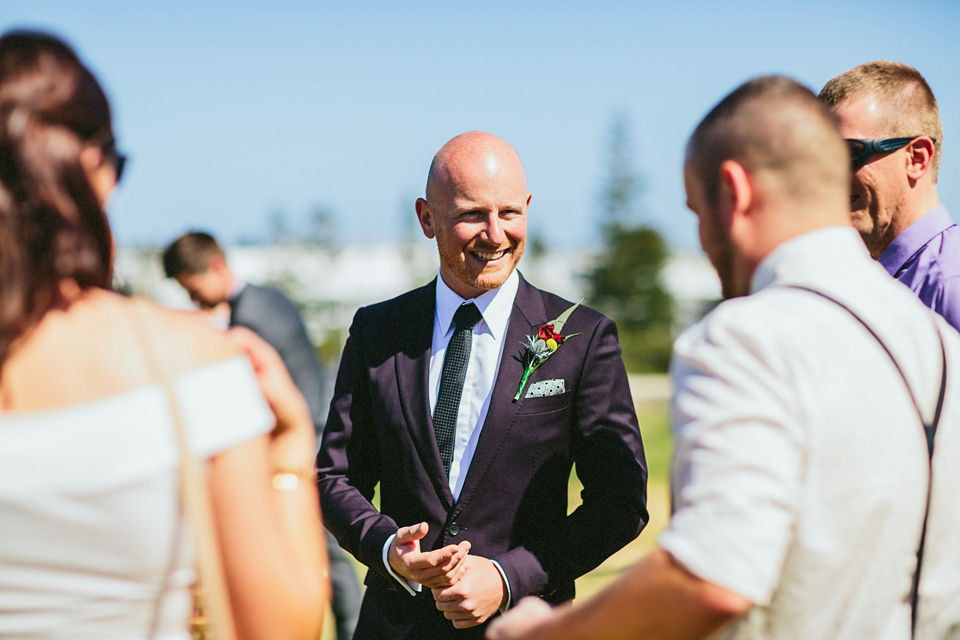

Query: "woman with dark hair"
(0, 31), (329, 639)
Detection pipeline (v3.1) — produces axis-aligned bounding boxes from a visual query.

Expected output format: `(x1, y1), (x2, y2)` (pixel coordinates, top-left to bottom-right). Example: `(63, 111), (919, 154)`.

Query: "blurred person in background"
(821, 61), (960, 331)
(163, 230), (362, 640)
(0, 30), (328, 639)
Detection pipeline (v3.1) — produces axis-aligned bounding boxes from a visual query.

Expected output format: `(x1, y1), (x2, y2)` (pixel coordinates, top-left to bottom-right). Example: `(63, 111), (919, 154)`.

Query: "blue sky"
(4, 0), (959, 252)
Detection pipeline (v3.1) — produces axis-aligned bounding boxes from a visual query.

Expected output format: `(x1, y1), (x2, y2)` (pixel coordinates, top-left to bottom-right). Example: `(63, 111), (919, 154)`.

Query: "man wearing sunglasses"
(821, 61), (960, 331)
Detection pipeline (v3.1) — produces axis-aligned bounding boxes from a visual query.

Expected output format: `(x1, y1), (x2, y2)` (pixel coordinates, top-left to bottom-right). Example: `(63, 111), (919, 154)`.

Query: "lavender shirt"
(878, 204), (960, 331)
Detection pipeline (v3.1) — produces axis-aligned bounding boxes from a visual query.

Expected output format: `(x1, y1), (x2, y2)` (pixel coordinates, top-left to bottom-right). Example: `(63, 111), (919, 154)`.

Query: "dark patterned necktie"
(433, 302), (483, 477)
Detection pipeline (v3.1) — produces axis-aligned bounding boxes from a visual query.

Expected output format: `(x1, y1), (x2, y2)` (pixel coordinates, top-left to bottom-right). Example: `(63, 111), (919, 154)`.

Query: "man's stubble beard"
(860, 188), (907, 258)
(435, 231), (524, 296)
(713, 232), (741, 300)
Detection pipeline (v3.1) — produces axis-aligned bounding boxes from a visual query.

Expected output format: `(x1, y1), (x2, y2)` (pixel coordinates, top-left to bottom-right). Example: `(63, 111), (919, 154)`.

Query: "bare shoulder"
(0, 289), (240, 411)
(135, 298), (240, 375)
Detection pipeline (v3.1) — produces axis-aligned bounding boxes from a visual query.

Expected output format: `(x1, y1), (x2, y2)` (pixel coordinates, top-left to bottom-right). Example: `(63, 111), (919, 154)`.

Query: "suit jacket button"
(448, 523), (460, 536)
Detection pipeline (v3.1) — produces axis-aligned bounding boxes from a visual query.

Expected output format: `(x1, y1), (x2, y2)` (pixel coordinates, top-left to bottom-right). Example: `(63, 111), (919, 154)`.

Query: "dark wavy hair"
(0, 30), (114, 364)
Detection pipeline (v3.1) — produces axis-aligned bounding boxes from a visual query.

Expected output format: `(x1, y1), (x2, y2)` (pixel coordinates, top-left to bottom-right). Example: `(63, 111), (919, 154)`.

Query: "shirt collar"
(878, 205), (954, 276)
(227, 279), (247, 302)
(750, 226), (868, 294)
(435, 270), (520, 340)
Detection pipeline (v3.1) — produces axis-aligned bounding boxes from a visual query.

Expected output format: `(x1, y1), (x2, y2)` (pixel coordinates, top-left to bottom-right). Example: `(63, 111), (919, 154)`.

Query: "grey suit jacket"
(229, 283), (326, 437)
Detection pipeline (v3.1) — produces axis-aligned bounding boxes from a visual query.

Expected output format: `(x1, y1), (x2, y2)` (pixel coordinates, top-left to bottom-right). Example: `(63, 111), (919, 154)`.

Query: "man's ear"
(415, 198), (435, 239)
(209, 254), (228, 274)
(905, 136), (935, 181)
(718, 159), (754, 225)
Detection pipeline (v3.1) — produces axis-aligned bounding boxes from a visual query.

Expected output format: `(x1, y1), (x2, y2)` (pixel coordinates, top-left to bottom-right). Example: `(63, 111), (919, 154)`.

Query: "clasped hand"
(388, 522), (507, 629)
(388, 522), (470, 588)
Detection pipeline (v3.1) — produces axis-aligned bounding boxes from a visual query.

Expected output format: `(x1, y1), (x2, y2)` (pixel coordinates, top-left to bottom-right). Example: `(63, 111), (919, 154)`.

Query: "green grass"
(570, 401), (672, 599)
(637, 401), (672, 486)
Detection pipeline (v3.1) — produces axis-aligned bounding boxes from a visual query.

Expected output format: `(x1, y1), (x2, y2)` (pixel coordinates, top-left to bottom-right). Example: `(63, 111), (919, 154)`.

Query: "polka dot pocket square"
(524, 378), (566, 399)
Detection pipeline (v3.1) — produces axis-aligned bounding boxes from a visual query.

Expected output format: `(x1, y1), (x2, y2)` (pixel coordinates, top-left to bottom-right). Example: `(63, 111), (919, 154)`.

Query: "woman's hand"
(226, 326), (315, 471)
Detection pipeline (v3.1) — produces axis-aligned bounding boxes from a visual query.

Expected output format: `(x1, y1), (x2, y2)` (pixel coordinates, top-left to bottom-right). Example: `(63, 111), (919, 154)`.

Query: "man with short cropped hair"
(162, 232), (328, 435)
(820, 61), (960, 330)
(487, 76), (960, 640)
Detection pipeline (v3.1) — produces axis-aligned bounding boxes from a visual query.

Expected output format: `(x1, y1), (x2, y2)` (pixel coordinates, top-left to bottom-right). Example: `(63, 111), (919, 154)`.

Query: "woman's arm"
(208, 327), (330, 640)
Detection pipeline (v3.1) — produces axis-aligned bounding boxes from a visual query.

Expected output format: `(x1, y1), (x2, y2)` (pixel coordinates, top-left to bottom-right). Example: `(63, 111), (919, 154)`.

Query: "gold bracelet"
(271, 467), (317, 491)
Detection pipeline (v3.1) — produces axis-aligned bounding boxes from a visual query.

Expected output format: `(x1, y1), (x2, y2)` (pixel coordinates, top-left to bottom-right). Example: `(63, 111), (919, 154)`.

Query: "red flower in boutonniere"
(537, 324), (565, 345)
(513, 300), (582, 402)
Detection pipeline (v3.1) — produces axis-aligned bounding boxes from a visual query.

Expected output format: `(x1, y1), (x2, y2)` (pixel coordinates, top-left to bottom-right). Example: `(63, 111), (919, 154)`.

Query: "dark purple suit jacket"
(316, 275), (648, 639)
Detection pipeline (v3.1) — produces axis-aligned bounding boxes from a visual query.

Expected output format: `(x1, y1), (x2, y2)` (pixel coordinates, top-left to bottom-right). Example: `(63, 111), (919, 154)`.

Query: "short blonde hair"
(820, 61), (942, 180)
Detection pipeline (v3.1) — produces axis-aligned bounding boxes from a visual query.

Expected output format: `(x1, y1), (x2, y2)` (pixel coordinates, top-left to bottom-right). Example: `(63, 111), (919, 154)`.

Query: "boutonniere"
(513, 300), (582, 402)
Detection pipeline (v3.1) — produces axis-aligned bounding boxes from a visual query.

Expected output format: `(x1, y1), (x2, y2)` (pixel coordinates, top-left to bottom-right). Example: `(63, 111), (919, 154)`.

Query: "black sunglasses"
(846, 137), (935, 171)
(102, 140), (128, 184)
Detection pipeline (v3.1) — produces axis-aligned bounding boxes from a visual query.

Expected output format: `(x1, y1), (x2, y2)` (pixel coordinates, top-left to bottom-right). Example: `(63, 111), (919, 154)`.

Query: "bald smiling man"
(316, 132), (648, 639)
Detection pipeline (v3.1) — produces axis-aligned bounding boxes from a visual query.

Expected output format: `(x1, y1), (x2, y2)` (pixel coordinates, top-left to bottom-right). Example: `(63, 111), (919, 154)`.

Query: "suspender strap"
(911, 333), (947, 637)
(780, 285), (947, 637)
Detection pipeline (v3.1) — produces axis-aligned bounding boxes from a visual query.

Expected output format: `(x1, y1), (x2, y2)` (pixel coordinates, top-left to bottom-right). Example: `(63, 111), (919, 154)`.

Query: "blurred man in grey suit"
(163, 230), (360, 640)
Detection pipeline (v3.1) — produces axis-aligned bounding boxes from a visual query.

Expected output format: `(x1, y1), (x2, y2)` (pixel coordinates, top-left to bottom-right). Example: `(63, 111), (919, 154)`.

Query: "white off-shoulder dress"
(0, 355), (273, 639)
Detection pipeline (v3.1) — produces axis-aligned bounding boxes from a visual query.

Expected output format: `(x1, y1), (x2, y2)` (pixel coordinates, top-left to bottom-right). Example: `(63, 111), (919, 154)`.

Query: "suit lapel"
(454, 276), (546, 511)
(227, 284), (248, 327)
(394, 280), (455, 509)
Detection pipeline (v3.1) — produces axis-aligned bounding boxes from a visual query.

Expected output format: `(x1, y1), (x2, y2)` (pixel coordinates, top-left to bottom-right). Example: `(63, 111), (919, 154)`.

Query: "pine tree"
(586, 114), (674, 372)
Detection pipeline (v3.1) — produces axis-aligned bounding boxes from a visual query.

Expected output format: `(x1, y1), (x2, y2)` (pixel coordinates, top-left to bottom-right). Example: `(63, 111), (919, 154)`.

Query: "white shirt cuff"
(382, 534), (421, 596)
(490, 559), (512, 612)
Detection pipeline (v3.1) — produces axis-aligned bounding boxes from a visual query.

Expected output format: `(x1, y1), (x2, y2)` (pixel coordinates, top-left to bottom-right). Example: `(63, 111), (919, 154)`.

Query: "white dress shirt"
(429, 269), (519, 499)
(383, 270), (519, 601)
(660, 227), (960, 639)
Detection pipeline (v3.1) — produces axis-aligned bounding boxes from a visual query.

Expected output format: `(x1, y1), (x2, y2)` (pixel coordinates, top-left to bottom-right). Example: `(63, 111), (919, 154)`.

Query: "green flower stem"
(513, 366), (536, 402)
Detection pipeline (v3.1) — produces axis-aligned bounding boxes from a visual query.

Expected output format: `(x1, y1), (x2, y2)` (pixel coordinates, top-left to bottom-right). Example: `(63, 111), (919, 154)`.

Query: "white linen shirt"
(382, 270), (519, 602)
(660, 227), (960, 639)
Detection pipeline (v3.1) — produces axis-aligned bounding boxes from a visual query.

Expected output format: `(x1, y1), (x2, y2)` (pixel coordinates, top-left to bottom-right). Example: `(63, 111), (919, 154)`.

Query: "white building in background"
(114, 242), (721, 353)
(661, 251), (724, 329)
